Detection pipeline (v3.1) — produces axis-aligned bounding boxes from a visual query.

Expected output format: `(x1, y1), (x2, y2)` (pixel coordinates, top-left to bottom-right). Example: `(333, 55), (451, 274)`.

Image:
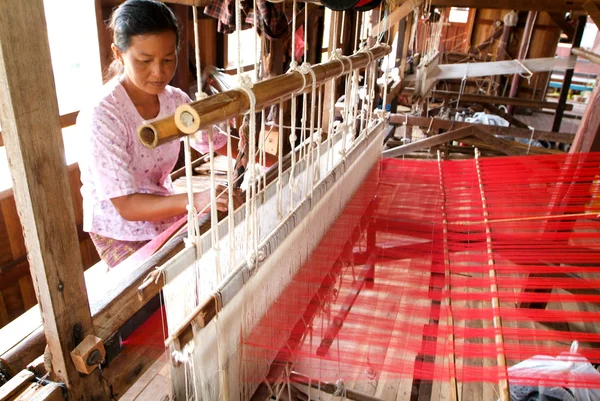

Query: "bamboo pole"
(137, 44), (391, 148)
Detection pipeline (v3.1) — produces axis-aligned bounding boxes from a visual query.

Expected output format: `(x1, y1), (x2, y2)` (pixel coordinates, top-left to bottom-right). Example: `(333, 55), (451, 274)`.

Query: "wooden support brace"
(471, 127), (528, 156)
(382, 126), (476, 158)
(389, 114), (575, 144)
(549, 13), (575, 40)
(480, 102), (529, 129)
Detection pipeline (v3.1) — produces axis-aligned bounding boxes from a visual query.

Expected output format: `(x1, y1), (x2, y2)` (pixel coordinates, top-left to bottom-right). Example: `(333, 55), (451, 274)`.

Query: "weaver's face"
(117, 31), (178, 96)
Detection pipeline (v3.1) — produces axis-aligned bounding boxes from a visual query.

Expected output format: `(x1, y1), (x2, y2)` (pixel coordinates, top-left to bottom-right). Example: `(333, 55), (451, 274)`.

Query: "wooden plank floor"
(119, 351), (171, 401)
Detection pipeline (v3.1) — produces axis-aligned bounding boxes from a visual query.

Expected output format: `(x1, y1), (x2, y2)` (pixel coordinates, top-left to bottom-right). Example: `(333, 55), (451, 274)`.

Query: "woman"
(78, 0), (239, 268)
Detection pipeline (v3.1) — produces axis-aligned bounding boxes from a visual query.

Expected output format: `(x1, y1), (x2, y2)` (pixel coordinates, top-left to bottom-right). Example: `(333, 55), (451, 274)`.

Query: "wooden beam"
(549, 12), (575, 40)
(382, 126), (477, 158)
(571, 79), (600, 152)
(480, 102), (530, 129)
(0, 1), (108, 399)
(0, 370), (34, 400)
(584, 0), (600, 28)
(430, 0), (600, 12)
(291, 372), (386, 401)
(371, 0), (415, 36)
(571, 47), (600, 64)
(471, 128), (528, 156)
(423, 89), (573, 111)
(507, 11), (538, 115)
(553, 15), (586, 132)
(388, 114), (576, 143)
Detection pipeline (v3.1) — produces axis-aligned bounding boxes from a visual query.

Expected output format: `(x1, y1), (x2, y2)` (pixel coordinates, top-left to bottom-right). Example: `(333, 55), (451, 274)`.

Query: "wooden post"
(570, 79), (600, 153)
(552, 15), (586, 132)
(507, 11), (538, 115)
(0, 1), (108, 400)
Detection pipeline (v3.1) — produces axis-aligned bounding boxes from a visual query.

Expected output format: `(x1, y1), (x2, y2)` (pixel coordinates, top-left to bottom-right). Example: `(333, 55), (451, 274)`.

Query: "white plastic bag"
(504, 342), (600, 401)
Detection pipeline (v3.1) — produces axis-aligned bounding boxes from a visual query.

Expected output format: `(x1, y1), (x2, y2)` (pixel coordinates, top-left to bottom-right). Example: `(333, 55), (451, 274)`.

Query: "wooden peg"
(69, 335), (105, 375)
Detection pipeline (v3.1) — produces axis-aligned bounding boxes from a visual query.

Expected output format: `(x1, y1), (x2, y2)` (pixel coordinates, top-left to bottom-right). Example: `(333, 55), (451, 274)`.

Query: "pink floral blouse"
(77, 79), (226, 241)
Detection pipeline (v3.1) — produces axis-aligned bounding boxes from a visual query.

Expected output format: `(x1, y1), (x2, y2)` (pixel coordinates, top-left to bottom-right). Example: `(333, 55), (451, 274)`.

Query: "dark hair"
(105, 0), (181, 81)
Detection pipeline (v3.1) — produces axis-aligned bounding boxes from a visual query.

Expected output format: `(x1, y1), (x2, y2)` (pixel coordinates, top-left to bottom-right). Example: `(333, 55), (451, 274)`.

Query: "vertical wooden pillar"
(570, 79), (600, 153)
(507, 11), (537, 115)
(552, 15), (586, 132)
(0, 2), (108, 400)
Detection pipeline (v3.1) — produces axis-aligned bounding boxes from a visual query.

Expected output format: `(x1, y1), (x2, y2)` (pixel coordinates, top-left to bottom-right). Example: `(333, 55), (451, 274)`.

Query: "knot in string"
(247, 250), (266, 270)
(195, 91), (209, 101)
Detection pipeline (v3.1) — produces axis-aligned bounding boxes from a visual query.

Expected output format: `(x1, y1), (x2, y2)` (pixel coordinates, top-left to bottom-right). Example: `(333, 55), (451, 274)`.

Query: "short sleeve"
(189, 125), (228, 154)
(84, 110), (138, 200)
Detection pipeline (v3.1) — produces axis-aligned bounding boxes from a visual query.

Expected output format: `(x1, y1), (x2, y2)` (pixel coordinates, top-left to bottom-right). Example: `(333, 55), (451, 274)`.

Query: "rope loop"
(329, 48), (347, 78)
(237, 75), (257, 111)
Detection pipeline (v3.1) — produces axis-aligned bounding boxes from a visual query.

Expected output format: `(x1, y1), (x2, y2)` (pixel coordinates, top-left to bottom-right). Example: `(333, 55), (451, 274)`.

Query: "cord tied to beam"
(329, 49), (351, 79)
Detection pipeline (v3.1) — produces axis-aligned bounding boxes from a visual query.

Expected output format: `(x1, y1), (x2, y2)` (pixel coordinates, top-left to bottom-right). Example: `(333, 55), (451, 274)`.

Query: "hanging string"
(277, 99), (284, 219)
(226, 125), (235, 274)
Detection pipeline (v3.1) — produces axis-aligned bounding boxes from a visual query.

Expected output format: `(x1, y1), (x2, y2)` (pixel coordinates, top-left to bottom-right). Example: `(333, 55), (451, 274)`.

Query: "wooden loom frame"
(3, 0), (600, 399)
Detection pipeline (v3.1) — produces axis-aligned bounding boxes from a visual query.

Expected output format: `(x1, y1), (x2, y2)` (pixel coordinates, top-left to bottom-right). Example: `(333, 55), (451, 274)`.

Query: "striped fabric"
(89, 232), (149, 268)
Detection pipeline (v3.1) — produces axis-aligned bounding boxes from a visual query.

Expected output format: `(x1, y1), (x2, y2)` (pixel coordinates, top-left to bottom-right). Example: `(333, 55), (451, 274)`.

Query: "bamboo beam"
(138, 44), (391, 148)
(382, 126), (477, 158)
(388, 114), (575, 144)
(571, 47), (600, 64)
(0, 1), (108, 399)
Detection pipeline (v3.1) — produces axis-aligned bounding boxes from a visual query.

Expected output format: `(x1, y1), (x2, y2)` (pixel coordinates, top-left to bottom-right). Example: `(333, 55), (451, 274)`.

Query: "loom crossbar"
(137, 44), (391, 148)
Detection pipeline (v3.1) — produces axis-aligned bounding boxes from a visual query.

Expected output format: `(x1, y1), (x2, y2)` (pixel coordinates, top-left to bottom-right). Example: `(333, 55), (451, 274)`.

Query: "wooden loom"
(132, 26), (600, 401)
(2, 1), (600, 401)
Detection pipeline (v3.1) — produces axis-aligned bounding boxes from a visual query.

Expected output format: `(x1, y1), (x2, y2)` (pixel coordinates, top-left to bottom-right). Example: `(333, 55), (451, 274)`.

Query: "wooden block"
(70, 335), (105, 375)
(0, 369), (33, 400)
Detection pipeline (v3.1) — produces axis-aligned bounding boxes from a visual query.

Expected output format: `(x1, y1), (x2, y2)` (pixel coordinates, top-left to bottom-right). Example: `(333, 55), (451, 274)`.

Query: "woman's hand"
(193, 185), (243, 213)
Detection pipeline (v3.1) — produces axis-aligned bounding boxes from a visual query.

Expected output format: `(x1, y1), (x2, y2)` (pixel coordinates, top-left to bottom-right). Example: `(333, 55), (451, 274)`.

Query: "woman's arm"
(111, 187), (241, 222)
